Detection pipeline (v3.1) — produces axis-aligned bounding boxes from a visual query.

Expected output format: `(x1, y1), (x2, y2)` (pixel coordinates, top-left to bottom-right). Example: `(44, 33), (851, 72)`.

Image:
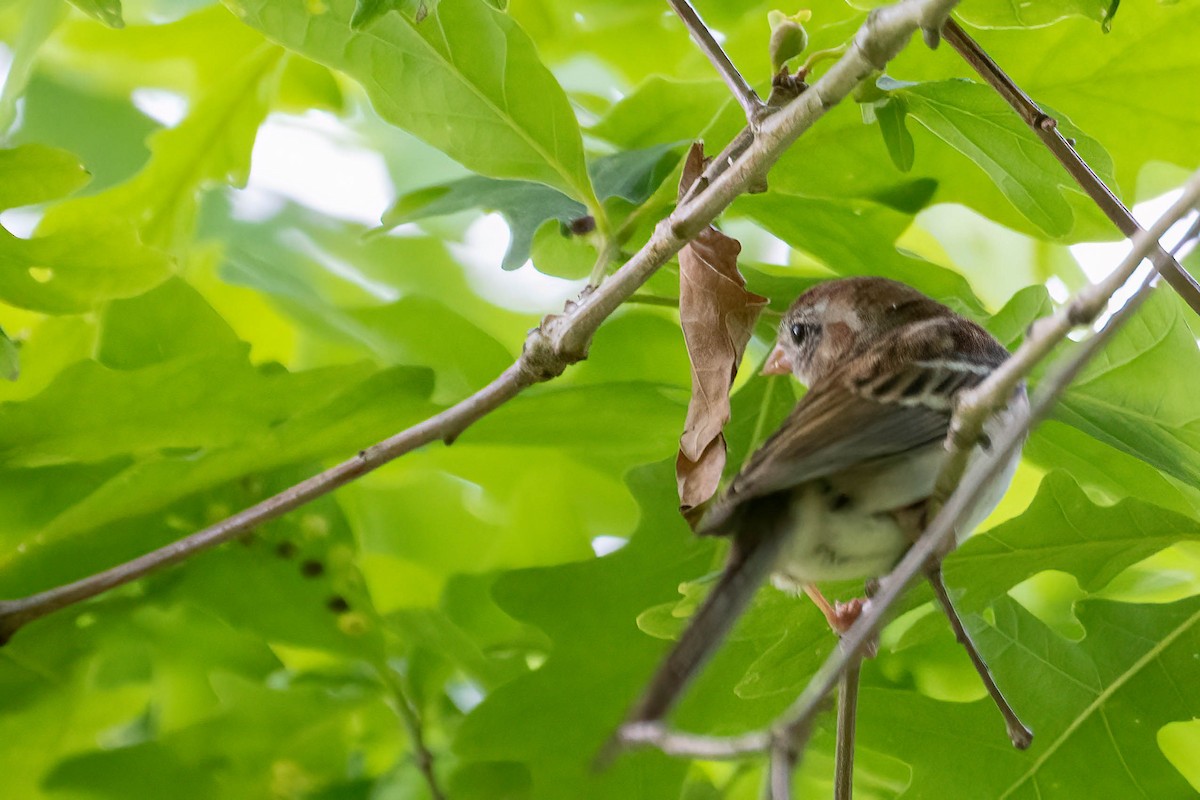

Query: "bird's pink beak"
(761, 343), (793, 376)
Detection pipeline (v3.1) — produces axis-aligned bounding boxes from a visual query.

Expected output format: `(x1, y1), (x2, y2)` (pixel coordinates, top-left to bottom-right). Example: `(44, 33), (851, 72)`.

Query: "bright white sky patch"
(448, 213), (588, 313)
(1070, 189), (1197, 316)
(246, 112), (394, 226)
(591, 535), (629, 557)
(131, 88), (187, 126)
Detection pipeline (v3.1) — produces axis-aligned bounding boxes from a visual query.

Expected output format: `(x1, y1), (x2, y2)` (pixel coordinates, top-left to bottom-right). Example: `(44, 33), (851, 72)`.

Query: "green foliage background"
(1, 0), (1198, 797)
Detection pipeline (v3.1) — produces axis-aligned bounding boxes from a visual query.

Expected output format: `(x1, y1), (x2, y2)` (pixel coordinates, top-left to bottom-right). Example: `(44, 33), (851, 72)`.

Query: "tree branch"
(941, 18), (1200, 316)
(833, 645), (861, 800)
(666, 0), (765, 125)
(926, 565), (1030, 748)
(0, 0), (967, 645)
(619, 722), (771, 759)
(380, 664), (446, 800)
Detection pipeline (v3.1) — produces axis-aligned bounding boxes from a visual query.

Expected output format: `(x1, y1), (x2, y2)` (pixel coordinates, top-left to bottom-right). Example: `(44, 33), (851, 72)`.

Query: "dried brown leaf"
(675, 143), (767, 523)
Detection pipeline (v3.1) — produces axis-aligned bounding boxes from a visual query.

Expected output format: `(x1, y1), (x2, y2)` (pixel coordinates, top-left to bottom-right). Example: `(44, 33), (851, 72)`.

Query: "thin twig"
(0, 0), (967, 648)
(666, 0), (765, 125)
(767, 741), (793, 800)
(380, 665), (446, 800)
(0, 364), (533, 644)
(941, 18), (1200, 316)
(766, 713), (815, 800)
(926, 566), (1030, 748)
(619, 722), (771, 759)
(834, 645), (862, 800)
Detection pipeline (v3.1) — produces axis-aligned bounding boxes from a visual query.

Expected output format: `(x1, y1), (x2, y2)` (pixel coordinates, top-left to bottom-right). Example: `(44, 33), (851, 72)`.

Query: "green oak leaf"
(900, 80), (1115, 238)
(380, 144), (682, 270)
(1026, 421), (1200, 517)
(878, 0), (1200, 195)
(1053, 290), (1200, 486)
(41, 45), (283, 252)
(859, 595), (1200, 797)
(66, 0), (124, 28)
(0, 327), (18, 381)
(451, 463), (713, 798)
(0, 144), (90, 209)
(957, 0), (1120, 31)
(946, 472), (1200, 612)
(0, 144), (160, 314)
(227, 0), (597, 208)
(734, 190), (986, 315)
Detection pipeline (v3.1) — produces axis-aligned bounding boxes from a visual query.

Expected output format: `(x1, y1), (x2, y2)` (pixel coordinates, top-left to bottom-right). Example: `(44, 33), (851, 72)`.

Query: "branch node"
(518, 325), (574, 383)
(1035, 113), (1057, 131)
(669, 212), (704, 242)
(1066, 299), (1099, 327)
(855, 11), (899, 69)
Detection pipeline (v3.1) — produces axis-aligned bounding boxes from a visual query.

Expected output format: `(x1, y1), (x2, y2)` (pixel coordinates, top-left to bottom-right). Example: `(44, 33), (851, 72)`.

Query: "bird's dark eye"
(790, 323), (812, 343)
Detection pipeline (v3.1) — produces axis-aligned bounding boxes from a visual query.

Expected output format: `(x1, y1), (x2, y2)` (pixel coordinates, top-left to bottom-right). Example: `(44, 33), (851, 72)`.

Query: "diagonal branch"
(927, 564), (1030, 748)
(0, 0), (966, 645)
(666, 0), (765, 126)
(941, 18), (1200, 316)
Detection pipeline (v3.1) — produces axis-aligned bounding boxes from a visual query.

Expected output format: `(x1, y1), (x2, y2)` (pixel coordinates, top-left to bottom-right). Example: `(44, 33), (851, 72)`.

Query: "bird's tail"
(599, 494), (790, 763)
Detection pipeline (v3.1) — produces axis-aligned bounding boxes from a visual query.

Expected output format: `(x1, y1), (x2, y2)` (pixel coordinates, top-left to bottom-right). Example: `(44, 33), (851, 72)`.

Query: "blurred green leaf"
(947, 472), (1200, 612)
(983, 283), (1053, 347)
(42, 44), (283, 251)
(462, 382), (684, 468)
(382, 144), (681, 270)
(49, 5), (267, 96)
(276, 54), (345, 113)
(860, 595), (1200, 797)
(229, 0), (597, 207)
(850, 0), (1120, 30)
(0, 326), (18, 381)
(453, 463), (706, 797)
(0, 144), (165, 313)
(1054, 290), (1200, 485)
(735, 190), (986, 314)
(590, 78), (740, 151)
(0, 0), (65, 137)
(0, 144), (90, 208)
(875, 96), (914, 172)
(901, 80), (1114, 238)
(1026, 421), (1200, 517)
(66, 0), (124, 28)
(384, 176), (586, 270)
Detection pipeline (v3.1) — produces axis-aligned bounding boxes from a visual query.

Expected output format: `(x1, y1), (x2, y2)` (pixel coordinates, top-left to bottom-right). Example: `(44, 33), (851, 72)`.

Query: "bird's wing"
(700, 322), (996, 535)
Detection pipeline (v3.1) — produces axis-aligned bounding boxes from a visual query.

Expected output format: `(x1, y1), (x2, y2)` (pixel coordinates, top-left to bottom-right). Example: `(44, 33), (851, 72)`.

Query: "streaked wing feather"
(718, 385), (948, 510)
(698, 319), (1003, 535)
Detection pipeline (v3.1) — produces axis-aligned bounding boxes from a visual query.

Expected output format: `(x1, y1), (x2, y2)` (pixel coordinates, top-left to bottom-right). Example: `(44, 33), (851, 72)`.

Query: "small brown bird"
(623, 276), (1028, 726)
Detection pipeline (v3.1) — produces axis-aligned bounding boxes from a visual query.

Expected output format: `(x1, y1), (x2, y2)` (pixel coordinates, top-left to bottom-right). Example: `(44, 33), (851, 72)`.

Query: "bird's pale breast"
(770, 393), (1028, 588)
